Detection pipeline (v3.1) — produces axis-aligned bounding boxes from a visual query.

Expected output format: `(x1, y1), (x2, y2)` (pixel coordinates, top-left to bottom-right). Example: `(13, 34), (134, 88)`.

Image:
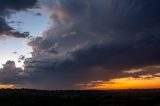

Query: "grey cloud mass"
(1, 0), (160, 89)
(22, 0), (160, 89)
(0, 61), (23, 85)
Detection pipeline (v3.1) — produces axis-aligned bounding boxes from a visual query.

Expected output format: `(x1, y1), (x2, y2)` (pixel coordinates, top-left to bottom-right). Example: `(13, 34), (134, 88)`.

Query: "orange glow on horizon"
(84, 76), (160, 90)
(0, 84), (15, 89)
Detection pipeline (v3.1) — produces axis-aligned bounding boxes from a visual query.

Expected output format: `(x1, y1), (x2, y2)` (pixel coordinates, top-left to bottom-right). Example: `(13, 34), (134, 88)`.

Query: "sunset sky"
(0, 0), (160, 90)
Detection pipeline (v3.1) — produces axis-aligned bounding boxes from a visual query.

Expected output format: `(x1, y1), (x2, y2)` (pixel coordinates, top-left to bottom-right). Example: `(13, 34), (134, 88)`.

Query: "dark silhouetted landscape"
(0, 89), (159, 106)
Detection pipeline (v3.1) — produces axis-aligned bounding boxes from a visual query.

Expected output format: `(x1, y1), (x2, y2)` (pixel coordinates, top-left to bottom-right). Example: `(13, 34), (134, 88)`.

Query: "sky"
(0, 0), (160, 90)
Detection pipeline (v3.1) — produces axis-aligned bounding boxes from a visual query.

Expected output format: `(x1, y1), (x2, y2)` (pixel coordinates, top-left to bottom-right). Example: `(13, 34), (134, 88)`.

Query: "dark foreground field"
(0, 89), (160, 106)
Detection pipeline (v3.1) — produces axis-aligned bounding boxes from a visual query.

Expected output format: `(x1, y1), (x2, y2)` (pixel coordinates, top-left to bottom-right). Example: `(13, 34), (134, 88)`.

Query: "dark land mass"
(0, 89), (160, 106)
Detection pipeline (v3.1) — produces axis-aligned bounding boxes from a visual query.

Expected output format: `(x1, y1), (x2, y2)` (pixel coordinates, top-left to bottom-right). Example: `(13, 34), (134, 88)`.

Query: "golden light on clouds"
(83, 76), (160, 90)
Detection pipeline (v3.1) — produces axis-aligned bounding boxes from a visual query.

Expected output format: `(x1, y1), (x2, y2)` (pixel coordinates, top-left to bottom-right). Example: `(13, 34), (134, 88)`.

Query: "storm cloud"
(20, 0), (160, 89)
(1, 0), (160, 89)
(0, 0), (37, 38)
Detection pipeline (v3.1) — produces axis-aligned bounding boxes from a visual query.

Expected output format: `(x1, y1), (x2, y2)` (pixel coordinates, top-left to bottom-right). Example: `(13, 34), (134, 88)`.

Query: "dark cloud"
(1, 0), (160, 89)
(0, 61), (23, 85)
(0, 0), (37, 38)
(23, 0), (160, 89)
(24, 41), (160, 89)
(18, 55), (26, 63)
(31, 0), (160, 54)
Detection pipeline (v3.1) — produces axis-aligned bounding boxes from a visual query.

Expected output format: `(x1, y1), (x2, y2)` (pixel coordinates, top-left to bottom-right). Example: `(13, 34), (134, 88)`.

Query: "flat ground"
(0, 89), (160, 106)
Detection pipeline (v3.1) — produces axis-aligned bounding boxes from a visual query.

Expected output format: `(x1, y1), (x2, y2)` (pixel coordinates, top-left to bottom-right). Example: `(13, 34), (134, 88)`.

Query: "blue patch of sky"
(0, 9), (48, 68)
(6, 9), (48, 37)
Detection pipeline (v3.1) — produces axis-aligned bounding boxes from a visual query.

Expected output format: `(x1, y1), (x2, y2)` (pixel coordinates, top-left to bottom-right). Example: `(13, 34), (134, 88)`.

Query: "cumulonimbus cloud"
(1, 0), (160, 89)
